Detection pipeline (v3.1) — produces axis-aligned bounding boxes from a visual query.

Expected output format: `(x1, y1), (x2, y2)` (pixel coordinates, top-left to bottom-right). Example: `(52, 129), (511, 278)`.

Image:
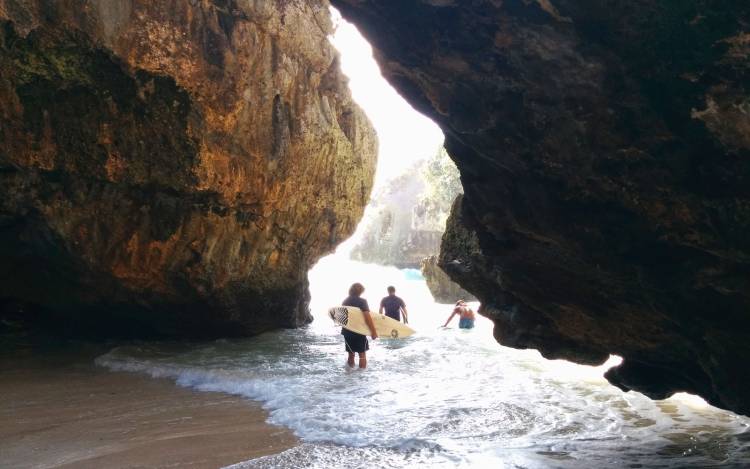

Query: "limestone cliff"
(420, 255), (476, 304)
(0, 0), (376, 337)
(331, 1), (750, 415)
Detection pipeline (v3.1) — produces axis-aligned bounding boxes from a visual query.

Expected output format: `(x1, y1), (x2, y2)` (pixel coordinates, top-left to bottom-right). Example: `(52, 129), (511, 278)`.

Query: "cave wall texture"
(330, 0), (750, 415)
(421, 254), (476, 304)
(0, 0), (376, 337)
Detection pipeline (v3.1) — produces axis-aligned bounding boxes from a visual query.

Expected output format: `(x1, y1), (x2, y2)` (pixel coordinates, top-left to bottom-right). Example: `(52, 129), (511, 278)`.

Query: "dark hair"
(455, 299), (465, 306)
(349, 282), (365, 297)
(387, 286), (395, 293)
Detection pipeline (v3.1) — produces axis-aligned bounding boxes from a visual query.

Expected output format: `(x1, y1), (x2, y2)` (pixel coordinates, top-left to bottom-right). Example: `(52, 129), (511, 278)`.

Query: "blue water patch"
(402, 268), (424, 281)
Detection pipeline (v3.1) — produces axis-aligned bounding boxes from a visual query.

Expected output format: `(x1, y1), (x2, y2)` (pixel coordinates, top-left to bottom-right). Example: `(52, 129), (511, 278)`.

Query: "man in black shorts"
(379, 286), (409, 324)
(342, 282), (378, 368)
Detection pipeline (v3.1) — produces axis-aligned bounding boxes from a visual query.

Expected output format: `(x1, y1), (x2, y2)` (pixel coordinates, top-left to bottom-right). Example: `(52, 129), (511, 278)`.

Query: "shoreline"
(0, 348), (298, 468)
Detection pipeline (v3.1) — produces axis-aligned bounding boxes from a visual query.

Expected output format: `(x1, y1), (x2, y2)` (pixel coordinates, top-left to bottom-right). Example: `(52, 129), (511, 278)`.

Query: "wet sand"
(0, 351), (298, 468)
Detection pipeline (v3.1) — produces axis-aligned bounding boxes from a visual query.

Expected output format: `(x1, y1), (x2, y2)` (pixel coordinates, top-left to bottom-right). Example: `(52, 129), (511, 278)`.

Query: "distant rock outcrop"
(332, 1), (750, 416)
(420, 255), (476, 304)
(350, 166), (433, 268)
(0, 0), (376, 337)
(351, 148), (460, 269)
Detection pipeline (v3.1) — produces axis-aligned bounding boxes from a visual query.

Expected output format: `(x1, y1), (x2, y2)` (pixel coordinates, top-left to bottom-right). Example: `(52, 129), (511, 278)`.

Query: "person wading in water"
(342, 282), (378, 368)
(443, 300), (476, 329)
(379, 285), (409, 324)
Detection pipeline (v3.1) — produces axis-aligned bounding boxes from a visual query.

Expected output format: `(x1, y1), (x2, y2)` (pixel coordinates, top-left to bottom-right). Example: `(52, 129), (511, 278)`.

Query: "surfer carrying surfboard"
(342, 283), (378, 369)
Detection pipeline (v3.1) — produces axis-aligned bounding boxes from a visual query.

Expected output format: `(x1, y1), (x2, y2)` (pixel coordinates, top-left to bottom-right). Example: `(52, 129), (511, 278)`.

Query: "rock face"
(331, 1), (750, 415)
(420, 254), (476, 304)
(0, 0), (376, 337)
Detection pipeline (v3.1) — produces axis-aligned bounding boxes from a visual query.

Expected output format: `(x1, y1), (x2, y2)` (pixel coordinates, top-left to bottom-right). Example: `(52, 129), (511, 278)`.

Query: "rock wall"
(331, 1), (750, 415)
(0, 0), (376, 337)
(420, 254), (475, 304)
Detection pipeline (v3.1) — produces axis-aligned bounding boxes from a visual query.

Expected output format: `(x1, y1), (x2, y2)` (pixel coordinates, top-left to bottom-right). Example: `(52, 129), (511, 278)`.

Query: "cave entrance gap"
(306, 9), (485, 323)
(307, 8), (483, 347)
(304, 13), (727, 460)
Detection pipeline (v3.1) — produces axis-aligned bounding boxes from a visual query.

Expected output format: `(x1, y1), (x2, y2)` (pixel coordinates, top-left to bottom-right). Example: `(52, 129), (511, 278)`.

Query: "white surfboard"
(328, 306), (415, 339)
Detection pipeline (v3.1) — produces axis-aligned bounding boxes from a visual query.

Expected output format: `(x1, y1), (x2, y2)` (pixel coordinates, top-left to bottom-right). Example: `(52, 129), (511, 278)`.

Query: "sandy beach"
(0, 348), (298, 469)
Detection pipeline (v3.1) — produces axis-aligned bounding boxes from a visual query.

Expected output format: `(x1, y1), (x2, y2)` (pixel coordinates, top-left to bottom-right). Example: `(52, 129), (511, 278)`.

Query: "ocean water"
(96, 255), (750, 468)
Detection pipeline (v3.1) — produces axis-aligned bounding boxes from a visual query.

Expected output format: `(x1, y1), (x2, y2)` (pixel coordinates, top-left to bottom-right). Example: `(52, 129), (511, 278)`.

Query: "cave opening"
(2, 2), (748, 466)
(314, 2), (722, 407)
(313, 5), (729, 396)
(321, 8), (453, 273)
(309, 9), (479, 332)
(301, 12), (745, 466)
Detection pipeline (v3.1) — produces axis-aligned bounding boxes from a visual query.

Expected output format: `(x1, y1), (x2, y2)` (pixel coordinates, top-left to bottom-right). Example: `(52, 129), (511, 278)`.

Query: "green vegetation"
(351, 146), (462, 268)
(422, 146), (462, 208)
(416, 146), (462, 230)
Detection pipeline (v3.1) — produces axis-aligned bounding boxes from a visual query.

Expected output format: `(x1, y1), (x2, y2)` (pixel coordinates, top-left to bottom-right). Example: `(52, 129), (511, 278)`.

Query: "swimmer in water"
(443, 300), (476, 329)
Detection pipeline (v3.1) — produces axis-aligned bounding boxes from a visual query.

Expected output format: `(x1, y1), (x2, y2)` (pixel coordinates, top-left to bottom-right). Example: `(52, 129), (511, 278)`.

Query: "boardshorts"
(459, 317), (475, 329)
(342, 328), (369, 353)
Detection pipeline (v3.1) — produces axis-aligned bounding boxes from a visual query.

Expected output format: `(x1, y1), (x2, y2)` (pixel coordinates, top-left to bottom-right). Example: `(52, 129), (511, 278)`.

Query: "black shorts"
(342, 329), (369, 353)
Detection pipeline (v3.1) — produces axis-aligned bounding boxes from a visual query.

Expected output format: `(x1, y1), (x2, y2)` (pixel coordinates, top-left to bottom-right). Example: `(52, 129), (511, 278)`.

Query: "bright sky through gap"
(328, 8), (444, 190)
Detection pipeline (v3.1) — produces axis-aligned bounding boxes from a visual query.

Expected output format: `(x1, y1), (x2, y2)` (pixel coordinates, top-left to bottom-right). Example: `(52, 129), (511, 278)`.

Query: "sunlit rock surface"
(0, 0), (376, 337)
(420, 254), (476, 304)
(331, 1), (750, 415)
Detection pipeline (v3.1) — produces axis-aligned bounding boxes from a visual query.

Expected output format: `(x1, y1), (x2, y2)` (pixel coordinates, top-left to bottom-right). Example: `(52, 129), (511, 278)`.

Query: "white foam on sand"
(96, 256), (750, 468)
